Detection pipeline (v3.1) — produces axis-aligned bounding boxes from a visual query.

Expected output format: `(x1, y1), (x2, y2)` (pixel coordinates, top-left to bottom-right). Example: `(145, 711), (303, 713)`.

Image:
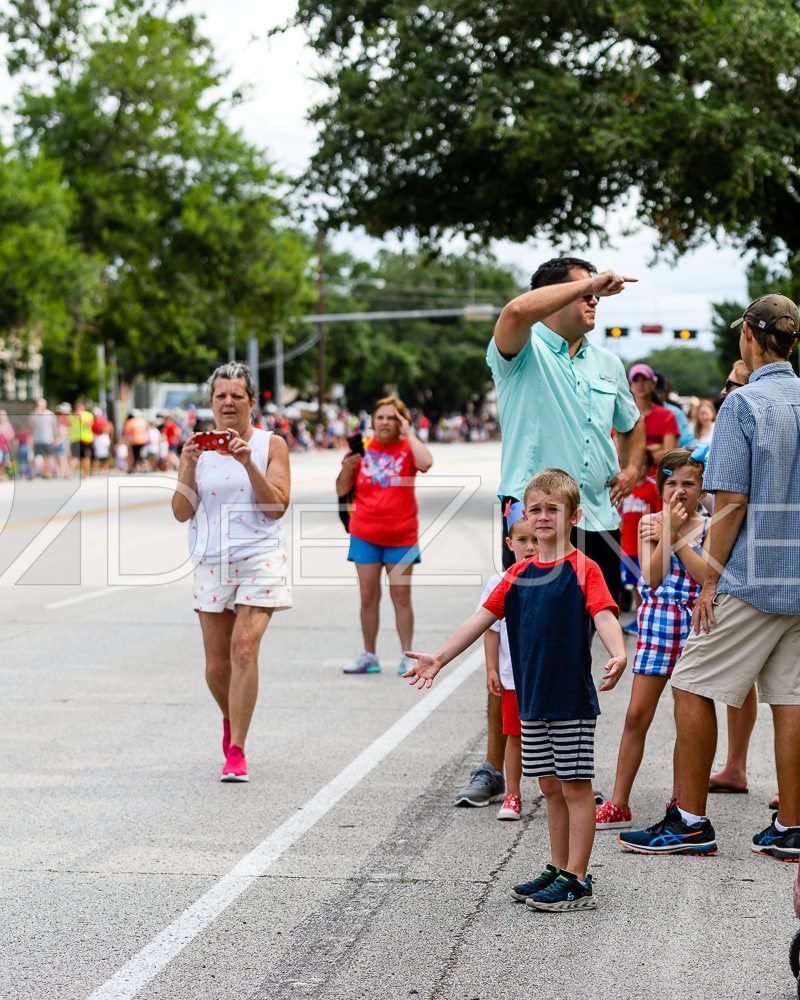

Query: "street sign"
(640, 324), (663, 333)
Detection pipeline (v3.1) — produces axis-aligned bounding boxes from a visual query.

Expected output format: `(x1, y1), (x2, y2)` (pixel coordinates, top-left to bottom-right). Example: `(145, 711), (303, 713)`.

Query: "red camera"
(194, 430), (233, 451)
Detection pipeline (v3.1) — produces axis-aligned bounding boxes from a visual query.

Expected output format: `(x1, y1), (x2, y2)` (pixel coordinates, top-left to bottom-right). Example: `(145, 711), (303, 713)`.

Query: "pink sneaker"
(497, 793), (522, 821)
(221, 744), (249, 782)
(595, 800), (632, 829)
(222, 718), (231, 758)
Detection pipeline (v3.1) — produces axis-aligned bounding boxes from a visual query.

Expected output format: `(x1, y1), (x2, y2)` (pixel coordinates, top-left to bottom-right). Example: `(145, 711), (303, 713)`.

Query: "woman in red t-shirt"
(336, 396), (433, 676)
(627, 363), (679, 464)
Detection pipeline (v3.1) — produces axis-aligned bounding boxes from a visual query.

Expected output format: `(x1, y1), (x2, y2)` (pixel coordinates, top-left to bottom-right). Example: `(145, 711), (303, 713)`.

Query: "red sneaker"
(596, 800), (632, 829)
(221, 744), (249, 783)
(497, 793), (522, 821)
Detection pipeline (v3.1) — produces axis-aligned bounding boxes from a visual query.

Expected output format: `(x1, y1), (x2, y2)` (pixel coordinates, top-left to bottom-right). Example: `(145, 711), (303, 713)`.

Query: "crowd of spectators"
(260, 407), (500, 454)
(0, 377), (718, 482)
(0, 400), (187, 478)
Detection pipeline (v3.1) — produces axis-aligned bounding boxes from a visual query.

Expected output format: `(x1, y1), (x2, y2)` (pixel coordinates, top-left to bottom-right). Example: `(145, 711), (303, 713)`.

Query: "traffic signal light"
(605, 326), (629, 338)
(673, 328), (698, 340)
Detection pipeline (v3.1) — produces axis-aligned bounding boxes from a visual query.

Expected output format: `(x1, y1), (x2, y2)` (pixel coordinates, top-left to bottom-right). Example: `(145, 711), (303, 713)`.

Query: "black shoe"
(618, 799), (717, 855)
(525, 870), (596, 912)
(510, 864), (559, 901)
(454, 761), (505, 806)
(752, 815), (800, 861)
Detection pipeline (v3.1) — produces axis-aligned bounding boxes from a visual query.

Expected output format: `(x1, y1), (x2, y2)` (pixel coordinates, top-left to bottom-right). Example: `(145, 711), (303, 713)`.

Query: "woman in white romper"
(171, 362), (292, 783)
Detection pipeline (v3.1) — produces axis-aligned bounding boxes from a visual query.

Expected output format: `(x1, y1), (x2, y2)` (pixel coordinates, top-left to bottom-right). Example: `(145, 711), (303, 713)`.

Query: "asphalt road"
(1, 442), (797, 1000)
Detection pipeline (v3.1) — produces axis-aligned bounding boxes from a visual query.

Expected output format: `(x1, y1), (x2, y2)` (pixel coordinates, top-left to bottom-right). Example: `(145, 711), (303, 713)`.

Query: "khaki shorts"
(192, 548), (292, 613)
(671, 593), (800, 707)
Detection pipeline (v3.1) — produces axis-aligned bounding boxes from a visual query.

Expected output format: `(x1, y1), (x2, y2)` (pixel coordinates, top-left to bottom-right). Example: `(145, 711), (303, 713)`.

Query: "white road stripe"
(45, 587), (126, 610)
(84, 648), (485, 1000)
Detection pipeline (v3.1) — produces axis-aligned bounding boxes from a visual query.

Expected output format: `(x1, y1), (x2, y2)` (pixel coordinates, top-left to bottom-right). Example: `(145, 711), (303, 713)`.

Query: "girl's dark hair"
(655, 448), (703, 495)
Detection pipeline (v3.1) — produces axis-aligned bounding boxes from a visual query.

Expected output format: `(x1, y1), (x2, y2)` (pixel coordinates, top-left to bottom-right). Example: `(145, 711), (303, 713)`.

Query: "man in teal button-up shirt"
(454, 257), (645, 810)
(488, 256), (645, 584)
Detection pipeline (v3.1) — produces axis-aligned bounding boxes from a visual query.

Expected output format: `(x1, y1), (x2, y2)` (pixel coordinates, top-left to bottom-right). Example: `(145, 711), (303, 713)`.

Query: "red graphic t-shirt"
(644, 405), (679, 447)
(348, 437), (419, 548)
(620, 479), (662, 557)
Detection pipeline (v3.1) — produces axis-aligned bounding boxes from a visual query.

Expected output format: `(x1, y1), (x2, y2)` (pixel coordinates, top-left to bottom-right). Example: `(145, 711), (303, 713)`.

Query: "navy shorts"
(621, 554), (640, 589)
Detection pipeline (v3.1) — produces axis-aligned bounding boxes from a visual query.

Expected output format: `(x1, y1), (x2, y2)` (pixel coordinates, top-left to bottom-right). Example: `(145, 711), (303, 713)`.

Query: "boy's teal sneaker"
(510, 864), (559, 902)
(526, 870), (596, 912)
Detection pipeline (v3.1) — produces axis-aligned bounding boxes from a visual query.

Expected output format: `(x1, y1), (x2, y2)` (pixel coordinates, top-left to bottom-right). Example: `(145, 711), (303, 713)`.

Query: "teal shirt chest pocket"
(588, 378), (618, 427)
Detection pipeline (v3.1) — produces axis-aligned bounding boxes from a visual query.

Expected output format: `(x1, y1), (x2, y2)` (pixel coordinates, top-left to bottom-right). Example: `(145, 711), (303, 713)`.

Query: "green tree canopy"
(632, 346), (723, 398)
(711, 256), (800, 376)
(2, 0), (314, 393)
(284, 246), (520, 415)
(293, 0), (800, 255)
(0, 147), (102, 395)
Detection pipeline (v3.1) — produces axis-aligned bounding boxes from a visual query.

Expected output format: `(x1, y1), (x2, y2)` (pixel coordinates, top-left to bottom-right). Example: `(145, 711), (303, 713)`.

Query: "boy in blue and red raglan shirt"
(403, 468), (626, 912)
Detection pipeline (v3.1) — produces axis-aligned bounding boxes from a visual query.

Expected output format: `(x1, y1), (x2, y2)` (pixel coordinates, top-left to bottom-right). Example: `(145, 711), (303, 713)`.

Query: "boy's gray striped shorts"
(520, 718), (596, 780)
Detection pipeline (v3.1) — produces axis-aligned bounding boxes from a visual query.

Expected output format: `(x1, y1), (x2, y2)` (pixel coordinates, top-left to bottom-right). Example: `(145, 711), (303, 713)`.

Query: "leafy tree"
(711, 257), (800, 375)
(292, 0), (800, 255)
(3, 0), (314, 386)
(0, 147), (102, 397)
(633, 346), (723, 398)
(283, 246), (520, 415)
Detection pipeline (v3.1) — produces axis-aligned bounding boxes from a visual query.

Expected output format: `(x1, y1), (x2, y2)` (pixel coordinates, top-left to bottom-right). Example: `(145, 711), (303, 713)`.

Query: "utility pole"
(247, 334), (259, 402)
(316, 226), (326, 422)
(96, 343), (107, 410)
(273, 329), (284, 410)
(108, 343), (120, 432)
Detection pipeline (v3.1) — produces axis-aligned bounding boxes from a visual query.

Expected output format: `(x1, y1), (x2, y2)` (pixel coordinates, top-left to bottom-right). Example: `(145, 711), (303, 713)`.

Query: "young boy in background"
(479, 501), (537, 820)
(404, 469), (626, 911)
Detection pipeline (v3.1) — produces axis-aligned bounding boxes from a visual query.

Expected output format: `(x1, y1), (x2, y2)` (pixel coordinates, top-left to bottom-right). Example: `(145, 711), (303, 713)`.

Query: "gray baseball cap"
(730, 293), (800, 334)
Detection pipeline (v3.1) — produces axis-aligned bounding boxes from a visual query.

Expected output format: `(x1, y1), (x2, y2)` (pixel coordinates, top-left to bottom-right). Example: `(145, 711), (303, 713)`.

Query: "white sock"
(678, 806), (706, 825)
(774, 818), (789, 832)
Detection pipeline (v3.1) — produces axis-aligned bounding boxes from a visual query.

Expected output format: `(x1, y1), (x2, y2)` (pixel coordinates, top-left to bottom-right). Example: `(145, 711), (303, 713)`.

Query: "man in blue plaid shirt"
(619, 293), (800, 860)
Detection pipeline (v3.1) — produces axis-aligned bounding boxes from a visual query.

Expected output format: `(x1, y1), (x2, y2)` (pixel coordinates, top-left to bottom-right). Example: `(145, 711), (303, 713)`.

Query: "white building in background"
(0, 331), (42, 401)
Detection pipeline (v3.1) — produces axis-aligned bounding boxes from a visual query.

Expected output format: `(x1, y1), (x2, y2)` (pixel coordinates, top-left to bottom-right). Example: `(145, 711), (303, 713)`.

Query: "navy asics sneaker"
(752, 816), (800, 861)
(511, 864), (560, 902)
(618, 799), (717, 856)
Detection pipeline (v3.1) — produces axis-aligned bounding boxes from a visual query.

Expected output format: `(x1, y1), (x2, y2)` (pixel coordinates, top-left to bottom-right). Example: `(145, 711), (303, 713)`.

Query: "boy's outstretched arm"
(594, 608), (627, 691)
(404, 608), (499, 689)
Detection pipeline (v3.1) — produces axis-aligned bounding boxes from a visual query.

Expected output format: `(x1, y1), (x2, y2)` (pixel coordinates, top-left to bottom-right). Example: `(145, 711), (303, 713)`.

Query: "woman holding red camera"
(336, 395), (433, 676)
(172, 362), (292, 783)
